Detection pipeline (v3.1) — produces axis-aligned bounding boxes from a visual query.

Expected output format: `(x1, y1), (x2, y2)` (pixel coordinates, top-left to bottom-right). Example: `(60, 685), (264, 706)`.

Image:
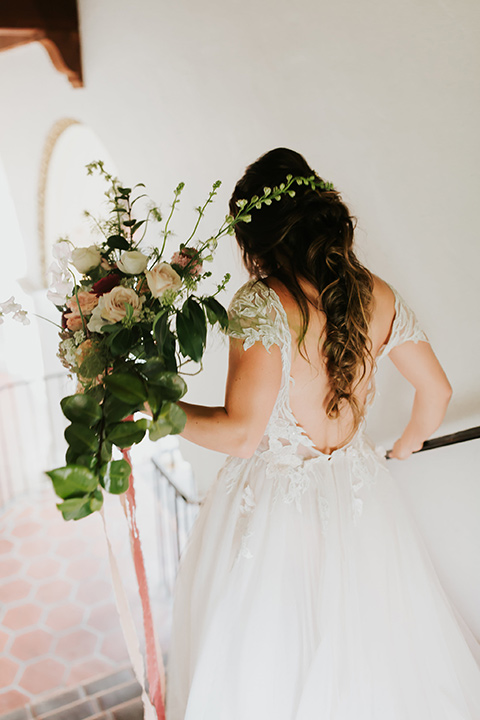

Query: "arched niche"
(38, 119), (118, 286)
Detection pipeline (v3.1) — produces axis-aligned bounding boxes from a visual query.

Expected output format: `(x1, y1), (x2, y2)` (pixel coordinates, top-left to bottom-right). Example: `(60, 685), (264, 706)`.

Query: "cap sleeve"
(227, 280), (285, 352)
(378, 285), (429, 358)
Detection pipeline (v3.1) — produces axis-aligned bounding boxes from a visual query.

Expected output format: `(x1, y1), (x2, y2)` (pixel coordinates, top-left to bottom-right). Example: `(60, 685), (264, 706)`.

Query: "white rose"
(145, 262), (182, 298)
(71, 246), (102, 274)
(87, 286), (143, 333)
(117, 250), (149, 275)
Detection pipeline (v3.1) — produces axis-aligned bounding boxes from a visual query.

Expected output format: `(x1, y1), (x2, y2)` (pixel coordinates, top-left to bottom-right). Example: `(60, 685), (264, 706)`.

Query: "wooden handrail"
(386, 425), (480, 459)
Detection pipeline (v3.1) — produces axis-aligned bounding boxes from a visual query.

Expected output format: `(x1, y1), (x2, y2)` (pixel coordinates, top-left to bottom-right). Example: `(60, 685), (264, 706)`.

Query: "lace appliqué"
(379, 285), (429, 358)
(228, 281), (285, 353)
(346, 442), (386, 524)
(234, 484), (256, 563)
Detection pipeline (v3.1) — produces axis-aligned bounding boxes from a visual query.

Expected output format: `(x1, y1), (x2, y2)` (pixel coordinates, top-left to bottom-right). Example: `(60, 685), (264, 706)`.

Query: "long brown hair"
(229, 148), (374, 431)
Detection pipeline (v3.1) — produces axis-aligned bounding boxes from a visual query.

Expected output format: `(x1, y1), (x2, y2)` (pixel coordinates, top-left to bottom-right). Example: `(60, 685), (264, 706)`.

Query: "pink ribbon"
(121, 447), (166, 720)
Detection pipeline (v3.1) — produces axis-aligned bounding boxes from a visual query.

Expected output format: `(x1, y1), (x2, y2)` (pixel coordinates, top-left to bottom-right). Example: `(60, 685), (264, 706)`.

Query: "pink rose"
(64, 291), (99, 330)
(171, 248), (203, 277)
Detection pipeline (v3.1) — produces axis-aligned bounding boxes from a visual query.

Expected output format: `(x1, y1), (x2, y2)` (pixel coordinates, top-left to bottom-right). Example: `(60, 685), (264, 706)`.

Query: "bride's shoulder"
(371, 274), (396, 318)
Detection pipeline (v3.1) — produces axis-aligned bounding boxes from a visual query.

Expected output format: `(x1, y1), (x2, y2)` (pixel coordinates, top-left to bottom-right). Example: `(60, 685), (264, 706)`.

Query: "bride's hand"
(388, 436), (423, 460)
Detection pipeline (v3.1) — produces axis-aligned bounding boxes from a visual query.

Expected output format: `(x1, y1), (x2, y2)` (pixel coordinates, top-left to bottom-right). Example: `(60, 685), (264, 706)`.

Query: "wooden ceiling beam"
(0, 0), (83, 88)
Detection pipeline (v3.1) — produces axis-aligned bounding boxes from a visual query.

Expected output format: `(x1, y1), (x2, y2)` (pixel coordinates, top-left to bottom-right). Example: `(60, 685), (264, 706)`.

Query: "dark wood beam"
(0, 0), (83, 88)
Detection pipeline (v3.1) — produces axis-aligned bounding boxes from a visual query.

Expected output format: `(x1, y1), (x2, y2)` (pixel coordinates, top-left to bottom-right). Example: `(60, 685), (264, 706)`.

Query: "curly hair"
(229, 147), (374, 432)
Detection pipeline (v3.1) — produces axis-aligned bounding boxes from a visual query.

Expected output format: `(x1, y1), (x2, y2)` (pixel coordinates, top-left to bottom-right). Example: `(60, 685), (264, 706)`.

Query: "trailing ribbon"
(100, 506), (158, 720)
(121, 447), (166, 719)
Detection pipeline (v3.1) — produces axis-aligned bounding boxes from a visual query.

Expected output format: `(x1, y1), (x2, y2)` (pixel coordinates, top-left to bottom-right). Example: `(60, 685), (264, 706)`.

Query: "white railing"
(0, 372), (75, 510)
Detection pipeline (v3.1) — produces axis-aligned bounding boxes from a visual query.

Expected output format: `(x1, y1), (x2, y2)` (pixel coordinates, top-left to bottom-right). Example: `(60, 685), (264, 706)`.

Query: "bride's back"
(267, 275), (396, 454)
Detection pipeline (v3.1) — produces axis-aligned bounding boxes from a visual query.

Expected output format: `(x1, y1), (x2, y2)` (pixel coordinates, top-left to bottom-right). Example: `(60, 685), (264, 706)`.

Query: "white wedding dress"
(165, 280), (480, 720)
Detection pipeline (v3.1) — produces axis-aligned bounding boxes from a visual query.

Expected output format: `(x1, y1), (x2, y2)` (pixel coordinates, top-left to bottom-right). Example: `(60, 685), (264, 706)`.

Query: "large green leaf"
(61, 394), (102, 426)
(107, 234), (130, 250)
(90, 489), (104, 512)
(78, 351), (106, 380)
(57, 495), (94, 521)
(176, 298), (206, 363)
(185, 297), (207, 345)
(106, 418), (148, 448)
(148, 401), (186, 441)
(108, 326), (141, 357)
(103, 392), (135, 423)
(140, 361), (187, 401)
(104, 372), (148, 404)
(64, 424), (99, 453)
(153, 311), (177, 370)
(100, 459), (131, 494)
(46, 464), (98, 499)
(202, 296), (229, 329)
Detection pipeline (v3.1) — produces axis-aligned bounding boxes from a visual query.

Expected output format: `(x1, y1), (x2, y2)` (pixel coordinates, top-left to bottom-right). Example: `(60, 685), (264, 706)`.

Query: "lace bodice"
(228, 279), (428, 460)
(226, 279), (429, 541)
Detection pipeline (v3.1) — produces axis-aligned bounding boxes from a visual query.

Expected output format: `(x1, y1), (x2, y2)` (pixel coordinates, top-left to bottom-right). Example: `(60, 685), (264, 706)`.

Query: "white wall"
(0, 0), (478, 634)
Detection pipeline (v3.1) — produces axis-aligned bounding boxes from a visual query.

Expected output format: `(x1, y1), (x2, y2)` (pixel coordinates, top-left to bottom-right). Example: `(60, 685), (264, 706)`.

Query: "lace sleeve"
(378, 284), (429, 358)
(227, 280), (284, 352)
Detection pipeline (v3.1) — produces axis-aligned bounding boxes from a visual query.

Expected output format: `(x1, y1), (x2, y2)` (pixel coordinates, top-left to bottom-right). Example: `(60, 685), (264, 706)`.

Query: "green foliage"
(106, 418), (148, 447)
(49, 164), (320, 521)
(46, 465), (98, 499)
(61, 394), (102, 426)
(176, 297), (206, 362)
(100, 459), (131, 494)
(104, 372), (148, 405)
(149, 401), (187, 441)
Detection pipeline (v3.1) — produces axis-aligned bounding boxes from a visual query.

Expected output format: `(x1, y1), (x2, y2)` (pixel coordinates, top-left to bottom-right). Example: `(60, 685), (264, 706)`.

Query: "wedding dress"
(165, 279), (480, 720)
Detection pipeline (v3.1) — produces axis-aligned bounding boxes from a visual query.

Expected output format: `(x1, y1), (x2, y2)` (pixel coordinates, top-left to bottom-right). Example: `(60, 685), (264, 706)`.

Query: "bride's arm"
(388, 341), (452, 459)
(176, 337), (282, 458)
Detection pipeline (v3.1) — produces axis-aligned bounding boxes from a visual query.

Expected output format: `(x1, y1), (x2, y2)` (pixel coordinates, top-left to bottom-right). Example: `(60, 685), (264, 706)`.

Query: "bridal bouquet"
(1, 164), (330, 522)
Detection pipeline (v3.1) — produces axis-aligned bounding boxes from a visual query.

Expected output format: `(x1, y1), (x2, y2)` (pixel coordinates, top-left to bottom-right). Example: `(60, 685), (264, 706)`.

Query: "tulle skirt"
(165, 440), (480, 719)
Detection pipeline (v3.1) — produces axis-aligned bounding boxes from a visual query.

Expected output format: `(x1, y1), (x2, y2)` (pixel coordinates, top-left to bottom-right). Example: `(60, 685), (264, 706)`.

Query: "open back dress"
(165, 279), (480, 720)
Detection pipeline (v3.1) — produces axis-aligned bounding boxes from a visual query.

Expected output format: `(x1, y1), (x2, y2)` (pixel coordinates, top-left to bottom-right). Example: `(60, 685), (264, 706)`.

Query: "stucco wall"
(0, 0), (478, 635)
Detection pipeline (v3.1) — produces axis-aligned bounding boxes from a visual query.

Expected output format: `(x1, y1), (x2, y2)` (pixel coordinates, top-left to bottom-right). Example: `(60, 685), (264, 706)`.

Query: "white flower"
(0, 296), (21, 314)
(13, 310), (30, 325)
(52, 240), (72, 270)
(47, 258), (74, 305)
(0, 297), (30, 324)
(87, 286), (144, 333)
(145, 262), (182, 298)
(71, 245), (102, 274)
(117, 250), (149, 275)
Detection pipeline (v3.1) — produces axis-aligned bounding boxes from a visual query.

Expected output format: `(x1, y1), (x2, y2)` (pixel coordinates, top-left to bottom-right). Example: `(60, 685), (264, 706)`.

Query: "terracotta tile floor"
(0, 481), (173, 715)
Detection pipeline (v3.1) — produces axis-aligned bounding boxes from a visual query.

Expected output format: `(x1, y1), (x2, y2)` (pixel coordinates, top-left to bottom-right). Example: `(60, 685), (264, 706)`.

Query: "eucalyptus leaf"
(64, 424), (99, 453)
(106, 419), (147, 448)
(149, 401), (186, 441)
(46, 464), (98, 499)
(61, 394), (102, 426)
(100, 459), (131, 494)
(57, 495), (94, 521)
(103, 392), (136, 423)
(104, 372), (148, 404)
(90, 489), (104, 512)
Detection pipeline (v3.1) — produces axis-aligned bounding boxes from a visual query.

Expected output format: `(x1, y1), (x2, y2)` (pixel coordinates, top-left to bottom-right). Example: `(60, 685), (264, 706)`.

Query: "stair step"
(110, 698), (143, 720)
(96, 681), (142, 712)
(36, 698), (99, 720)
(83, 668), (135, 697)
(0, 707), (34, 720)
(31, 689), (84, 718)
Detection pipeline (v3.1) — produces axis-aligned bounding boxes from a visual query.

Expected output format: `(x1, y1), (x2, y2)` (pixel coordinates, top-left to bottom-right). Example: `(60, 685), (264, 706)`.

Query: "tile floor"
(0, 482), (172, 716)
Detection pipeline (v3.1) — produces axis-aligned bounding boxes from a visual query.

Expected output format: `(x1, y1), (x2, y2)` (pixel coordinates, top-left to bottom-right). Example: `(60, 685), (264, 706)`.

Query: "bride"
(164, 148), (480, 719)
